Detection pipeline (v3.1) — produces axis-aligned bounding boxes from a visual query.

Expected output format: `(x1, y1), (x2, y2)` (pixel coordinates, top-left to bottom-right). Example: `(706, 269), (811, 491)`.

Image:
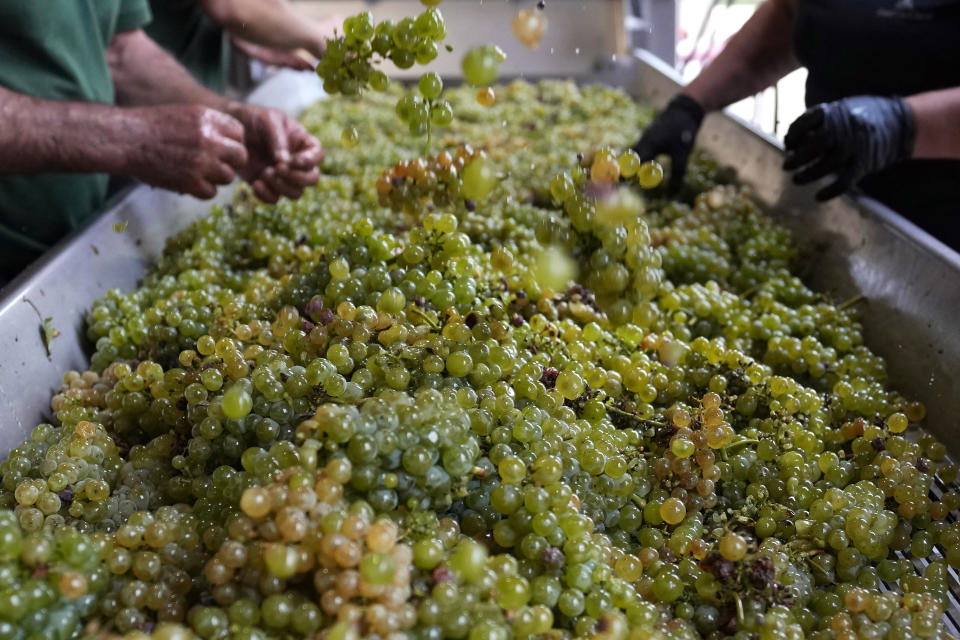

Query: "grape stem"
(722, 438), (760, 457)
(733, 593), (745, 625)
(408, 306), (440, 330)
(837, 294), (866, 310)
(738, 284), (761, 299)
(604, 403), (665, 428)
(424, 98), (434, 156)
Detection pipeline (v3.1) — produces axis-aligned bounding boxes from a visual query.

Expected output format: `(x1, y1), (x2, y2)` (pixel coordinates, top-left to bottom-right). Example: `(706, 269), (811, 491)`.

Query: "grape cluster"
(315, 8), (457, 149)
(316, 9), (446, 96)
(395, 72), (455, 151)
(542, 148), (667, 322)
(375, 145), (484, 214)
(0, 80), (955, 640)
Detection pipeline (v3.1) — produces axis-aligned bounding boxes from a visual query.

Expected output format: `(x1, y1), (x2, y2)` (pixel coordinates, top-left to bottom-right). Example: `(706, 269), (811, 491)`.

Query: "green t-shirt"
(0, 0), (153, 271)
(145, 0), (230, 93)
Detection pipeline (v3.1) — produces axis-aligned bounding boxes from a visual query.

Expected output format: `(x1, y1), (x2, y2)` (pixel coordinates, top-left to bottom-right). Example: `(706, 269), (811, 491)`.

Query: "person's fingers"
(667, 152), (687, 192)
(263, 168), (304, 199)
(286, 126), (324, 166)
(782, 139), (824, 171)
(289, 148), (323, 170)
(815, 169), (854, 201)
(263, 111), (292, 164)
(783, 127), (830, 171)
(189, 179), (218, 200)
(209, 110), (246, 143)
(632, 136), (657, 163)
(252, 178), (279, 203)
(792, 150), (846, 185)
(203, 161), (237, 186)
(286, 54), (315, 71)
(214, 137), (249, 172)
(784, 107), (825, 148)
(276, 165), (321, 188)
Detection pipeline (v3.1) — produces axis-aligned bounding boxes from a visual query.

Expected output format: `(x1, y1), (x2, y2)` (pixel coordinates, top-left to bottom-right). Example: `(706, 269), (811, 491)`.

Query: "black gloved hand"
(783, 95), (915, 201)
(633, 94), (705, 191)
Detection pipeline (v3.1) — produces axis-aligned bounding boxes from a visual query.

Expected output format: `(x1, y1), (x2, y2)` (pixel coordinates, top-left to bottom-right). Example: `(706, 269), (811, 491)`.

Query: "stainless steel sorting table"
(0, 51), (958, 622)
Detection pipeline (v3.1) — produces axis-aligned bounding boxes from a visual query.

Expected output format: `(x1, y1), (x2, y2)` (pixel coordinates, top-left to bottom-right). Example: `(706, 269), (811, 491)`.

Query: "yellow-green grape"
(888, 412), (908, 433)
(418, 72), (443, 100)
(341, 126), (360, 147)
(549, 172), (575, 202)
(555, 370), (585, 400)
(670, 437), (694, 458)
(359, 552), (396, 585)
(430, 100), (454, 126)
(222, 384), (252, 419)
(461, 45), (506, 86)
(618, 150), (641, 177)
(719, 533), (747, 561)
(660, 497), (686, 525)
(637, 160), (664, 188)
(461, 155), (497, 200)
(369, 70), (389, 92)
(594, 188), (644, 225)
(532, 246), (577, 292)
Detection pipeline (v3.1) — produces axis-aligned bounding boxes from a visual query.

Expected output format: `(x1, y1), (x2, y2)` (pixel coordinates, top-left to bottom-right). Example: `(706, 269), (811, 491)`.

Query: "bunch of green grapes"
(316, 8), (446, 96)
(395, 72), (454, 149)
(0, 80), (955, 640)
(316, 8), (454, 149)
(539, 148), (667, 324)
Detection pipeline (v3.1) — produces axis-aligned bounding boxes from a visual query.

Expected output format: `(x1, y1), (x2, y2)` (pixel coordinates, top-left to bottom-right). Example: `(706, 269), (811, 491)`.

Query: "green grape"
(461, 155), (497, 201)
(222, 384), (252, 419)
(461, 45), (506, 86)
(369, 70), (389, 92)
(430, 100), (454, 126)
(419, 72), (443, 99)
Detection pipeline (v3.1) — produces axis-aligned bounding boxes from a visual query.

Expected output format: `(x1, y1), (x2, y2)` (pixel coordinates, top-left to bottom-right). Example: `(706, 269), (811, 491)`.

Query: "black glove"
(783, 95), (915, 201)
(633, 94), (705, 191)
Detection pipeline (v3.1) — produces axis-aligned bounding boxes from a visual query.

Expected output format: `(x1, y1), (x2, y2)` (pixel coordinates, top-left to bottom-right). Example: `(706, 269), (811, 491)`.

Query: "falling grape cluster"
(315, 6), (457, 151)
(316, 8), (446, 96)
(375, 145), (484, 214)
(0, 76), (957, 640)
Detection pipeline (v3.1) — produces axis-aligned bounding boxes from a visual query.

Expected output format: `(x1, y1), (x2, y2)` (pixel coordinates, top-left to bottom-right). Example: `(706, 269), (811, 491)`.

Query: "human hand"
(123, 104), (247, 199)
(231, 37), (314, 71)
(633, 94), (705, 191)
(308, 14), (343, 58)
(226, 104), (323, 202)
(783, 96), (915, 201)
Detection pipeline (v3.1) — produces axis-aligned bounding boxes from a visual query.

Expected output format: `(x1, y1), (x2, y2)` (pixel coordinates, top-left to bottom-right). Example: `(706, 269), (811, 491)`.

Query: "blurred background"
(266, 0), (803, 141)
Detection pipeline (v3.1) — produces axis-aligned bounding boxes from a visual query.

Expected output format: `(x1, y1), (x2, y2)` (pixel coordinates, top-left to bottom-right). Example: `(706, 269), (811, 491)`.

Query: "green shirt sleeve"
(116, 0), (153, 32)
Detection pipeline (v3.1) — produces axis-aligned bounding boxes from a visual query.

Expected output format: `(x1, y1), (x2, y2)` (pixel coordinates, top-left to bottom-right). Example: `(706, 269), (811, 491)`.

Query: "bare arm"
(0, 81), (248, 197)
(906, 87), (960, 160)
(201, 0), (334, 59)
(108, 28), (233, 111)
(683, 0), (800, 112)
(0, 86), (135, 175)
